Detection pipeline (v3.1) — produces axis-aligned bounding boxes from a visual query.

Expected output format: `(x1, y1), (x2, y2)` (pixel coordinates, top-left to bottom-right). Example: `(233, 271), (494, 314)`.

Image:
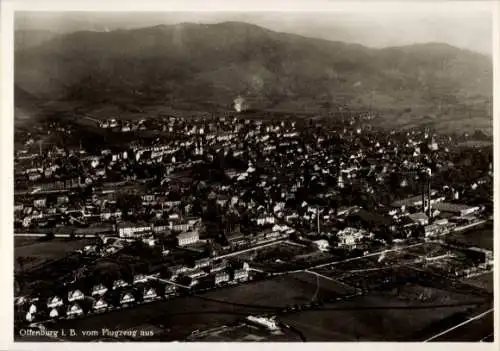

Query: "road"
(303, 269), (356, 292)
(424, 308), (494, 342)
(274, 242), (425, 276)
(15, 233), (71, 238)
(215, 239), (287, 260)
(146, 275), (190, 289)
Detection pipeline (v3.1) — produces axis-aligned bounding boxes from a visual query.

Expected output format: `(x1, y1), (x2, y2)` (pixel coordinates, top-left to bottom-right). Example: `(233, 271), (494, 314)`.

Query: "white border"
(1, 1), (498, 351)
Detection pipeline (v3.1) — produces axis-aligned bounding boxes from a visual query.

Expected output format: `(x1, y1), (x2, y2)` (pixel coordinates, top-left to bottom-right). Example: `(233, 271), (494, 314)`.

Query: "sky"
(14, 1), (493, 55)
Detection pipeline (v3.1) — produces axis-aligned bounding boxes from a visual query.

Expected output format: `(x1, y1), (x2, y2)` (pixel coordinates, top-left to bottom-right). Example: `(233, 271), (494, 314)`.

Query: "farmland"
(37, 270), (355, 341)
(446, 225), (493, 251)
(14, 237), (98, 273)
(279, 284), (490, 341)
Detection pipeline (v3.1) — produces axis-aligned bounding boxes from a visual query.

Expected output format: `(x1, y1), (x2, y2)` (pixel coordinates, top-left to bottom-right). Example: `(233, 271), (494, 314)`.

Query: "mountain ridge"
(14, 21), (492, 132)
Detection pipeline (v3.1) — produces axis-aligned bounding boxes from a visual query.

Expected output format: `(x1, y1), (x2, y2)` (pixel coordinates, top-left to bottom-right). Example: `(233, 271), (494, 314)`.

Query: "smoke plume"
(233, 96), (246, 113)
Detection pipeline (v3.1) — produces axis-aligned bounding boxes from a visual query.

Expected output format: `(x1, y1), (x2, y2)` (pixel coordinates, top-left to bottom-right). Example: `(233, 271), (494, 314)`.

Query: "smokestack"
(426, 168), (432, 220)
(421, 169), (426, 213)
(317, 206), (320, 234)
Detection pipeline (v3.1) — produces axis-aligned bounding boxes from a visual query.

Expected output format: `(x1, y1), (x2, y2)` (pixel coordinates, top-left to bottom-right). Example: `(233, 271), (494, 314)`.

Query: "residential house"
(113, 279), (129, 290)
(164, 284), (176, 296)
(91, 284), (108, 296)
(133, 274), (148, 285)
(210, 261), (227, 274)
(66, 303), (84, 318)
(120, 292), (135, 305)
(337, 227), (366, 248)
(312, 239), (330, 252)
(49, 308), (61, 319)
(118, 221), (152, 238)
(169, 265), (190, 277)
(92, 298), (108, 312)
(67, 289), (84, 302)
(177, 230), (199, 246)
(57, 195), (69, 205)
(195, 258), (211, 269)
(408, 212), (429, 226)
(152, 221), (170, 234)
(100, 210), (122, 221)
(143, 287), (158, 301)
(233, 268), (249, 282)
(225, 230), (248, 248)
(169, 218), (191, 232)
(33, 198), (47, 209)
(255, 214), (275, 226)
(214, 271), (230, 285)
(186, 216), (202, 228)
(47, 296), (63, 309)
(25, 312), (35, 322)
(141, 194), (157, 206)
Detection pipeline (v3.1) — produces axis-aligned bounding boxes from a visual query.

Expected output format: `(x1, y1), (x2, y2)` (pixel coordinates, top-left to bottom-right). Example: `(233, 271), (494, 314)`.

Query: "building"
(337, 227), (366, 248)
(169, 219), (191, 232)
(169, 265), (189, 276)
(113, 279), (129, 290)
(66, 303), (84, 318)
(49, 308), (61, 319)
(195, 258), (211, 269)
(120, 292), (135, 305)
(256, 215), (276, 226)
(233, 268), (249, 282)
(246, 315), (280, 331)
(92, 298), (108, 312)
(67, 289), (84, 302)
(91, 284), (108, 296)
(188, 269), (208, 280)
(391, 192), (443, 209)
(164, 284), (176, 296)
(424, 223), (452, 237)
(177, 230), (199, 246)
(432, 203), (480, 217)
(408, 212), (429, 226)
(33, 198), (47, 209)
(118, 222), (152, 238)
(143, 287), (158, 301)
(225, 231), (247, 248)
(210, 261), (227, 273)
(47, 296), (63, 309)
(25, 312), (34, 322)
(214, 271), (230, 285)
(312, 239), (330, 252)
(133, 274), (148, 285)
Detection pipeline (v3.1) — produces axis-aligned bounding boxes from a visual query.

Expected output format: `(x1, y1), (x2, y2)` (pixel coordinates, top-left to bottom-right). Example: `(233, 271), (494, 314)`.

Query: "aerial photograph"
(12, 3), (494, 343)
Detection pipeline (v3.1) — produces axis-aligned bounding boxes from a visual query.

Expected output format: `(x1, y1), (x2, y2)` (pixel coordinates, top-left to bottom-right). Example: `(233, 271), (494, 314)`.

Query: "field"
(34, 271), (354, 341)
(426, 308), (494, 342)
(188, 324), (302, 341)
(232, 241), (313, 264)
(279, 284), (491, 341)
(15, 256), (493, 342)
(14, 237), (97, 273)
(447, 226), (493, 251)
(463, 271), (494, 294)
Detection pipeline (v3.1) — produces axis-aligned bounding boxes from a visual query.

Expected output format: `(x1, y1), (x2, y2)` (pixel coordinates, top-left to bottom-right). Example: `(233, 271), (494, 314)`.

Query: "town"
(14, 110), (493, 341)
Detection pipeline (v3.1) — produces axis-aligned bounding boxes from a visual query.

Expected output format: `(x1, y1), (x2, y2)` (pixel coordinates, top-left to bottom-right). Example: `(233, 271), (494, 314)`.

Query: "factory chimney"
(426, 168), (432, 220)
(317, 206), (321, 234)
